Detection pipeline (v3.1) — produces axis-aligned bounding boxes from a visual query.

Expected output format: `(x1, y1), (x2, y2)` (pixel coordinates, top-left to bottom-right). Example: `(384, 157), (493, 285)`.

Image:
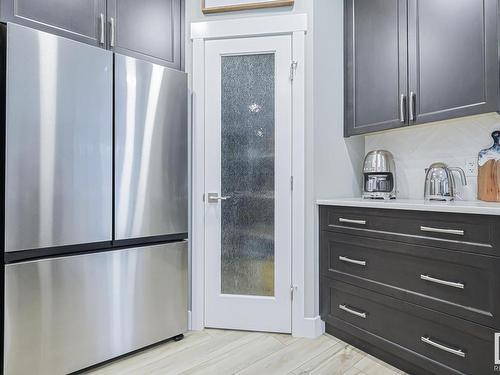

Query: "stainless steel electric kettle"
(424, 162), (467, 201)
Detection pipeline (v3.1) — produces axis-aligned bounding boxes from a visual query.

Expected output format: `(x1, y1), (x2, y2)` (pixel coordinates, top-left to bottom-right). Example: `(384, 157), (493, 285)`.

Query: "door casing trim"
(191, 13), (315, 337)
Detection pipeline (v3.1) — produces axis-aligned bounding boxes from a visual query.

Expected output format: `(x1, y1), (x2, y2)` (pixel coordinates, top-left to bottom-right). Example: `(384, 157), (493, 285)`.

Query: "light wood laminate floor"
(86, 329), (408, 375)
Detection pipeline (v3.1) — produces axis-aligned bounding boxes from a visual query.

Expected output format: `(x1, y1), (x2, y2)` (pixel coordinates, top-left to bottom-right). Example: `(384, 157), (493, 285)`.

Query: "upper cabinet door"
(408, 0), (499, 125)
(107, 0), (182, 70)
(345, 0), (408, 137)
(1, 0), (107, 47)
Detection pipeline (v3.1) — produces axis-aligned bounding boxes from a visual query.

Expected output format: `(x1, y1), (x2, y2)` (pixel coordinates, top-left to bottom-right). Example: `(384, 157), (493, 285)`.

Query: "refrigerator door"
(4, 242), (188, 375)
(115, 54), (188, 241)
(5, 23), (113, 252)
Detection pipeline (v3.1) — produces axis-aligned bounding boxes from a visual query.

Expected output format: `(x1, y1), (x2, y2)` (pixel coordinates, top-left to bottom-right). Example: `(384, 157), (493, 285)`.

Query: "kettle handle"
(449, 167), (467, 186)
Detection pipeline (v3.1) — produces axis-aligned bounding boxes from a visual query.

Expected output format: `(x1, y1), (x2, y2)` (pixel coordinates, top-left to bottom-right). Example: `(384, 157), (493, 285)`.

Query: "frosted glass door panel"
(204, 35), (292, 333)
(220, 54), (275, 297)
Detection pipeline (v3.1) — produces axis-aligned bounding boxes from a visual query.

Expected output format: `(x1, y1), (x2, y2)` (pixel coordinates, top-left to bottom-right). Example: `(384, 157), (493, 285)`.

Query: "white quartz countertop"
(316, 198), (500, 216)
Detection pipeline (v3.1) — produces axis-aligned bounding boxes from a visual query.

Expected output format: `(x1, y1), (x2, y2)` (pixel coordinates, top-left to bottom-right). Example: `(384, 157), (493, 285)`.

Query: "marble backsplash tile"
(365, 113), (500, 201)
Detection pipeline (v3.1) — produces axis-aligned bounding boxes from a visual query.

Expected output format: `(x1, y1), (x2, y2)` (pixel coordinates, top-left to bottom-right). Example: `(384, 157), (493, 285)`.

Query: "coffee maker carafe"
(362, 150), (396, 200)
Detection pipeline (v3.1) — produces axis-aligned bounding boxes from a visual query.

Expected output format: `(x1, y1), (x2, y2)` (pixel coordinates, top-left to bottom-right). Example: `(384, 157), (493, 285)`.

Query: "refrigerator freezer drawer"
(5, 23), (113, 252)
(4, 242), (188, 375)
(114, 54), (188, 241)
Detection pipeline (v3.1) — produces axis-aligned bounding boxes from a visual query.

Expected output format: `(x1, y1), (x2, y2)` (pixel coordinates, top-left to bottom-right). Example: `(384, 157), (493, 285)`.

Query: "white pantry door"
(204, 35), (293, 333)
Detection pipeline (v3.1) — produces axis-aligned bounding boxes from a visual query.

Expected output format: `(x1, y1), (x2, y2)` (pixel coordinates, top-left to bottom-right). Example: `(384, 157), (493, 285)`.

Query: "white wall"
(365, 113), (500, 201)
(313, 0), (365, 314)
(313, 0), (364, 201)
(186, 0), (364, 321)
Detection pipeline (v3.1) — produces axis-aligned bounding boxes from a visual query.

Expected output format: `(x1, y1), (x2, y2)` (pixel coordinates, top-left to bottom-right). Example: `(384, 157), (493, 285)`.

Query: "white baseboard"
(293, 316), (325, 339)
(188, 310), (205, 331)
(189, 310), (324, 338)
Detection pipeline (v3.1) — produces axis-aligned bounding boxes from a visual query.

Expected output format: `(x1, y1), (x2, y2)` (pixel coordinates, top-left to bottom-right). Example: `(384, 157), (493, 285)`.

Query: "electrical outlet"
(465, 158), (478, 177)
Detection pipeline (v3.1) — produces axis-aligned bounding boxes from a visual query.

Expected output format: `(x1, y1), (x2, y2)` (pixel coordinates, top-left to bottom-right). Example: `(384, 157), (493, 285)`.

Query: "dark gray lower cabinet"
(322, 279), (495, 375)
(107, 0), (182, 69)
(319, 205), (500, 375)
(1, 0), (107, 47)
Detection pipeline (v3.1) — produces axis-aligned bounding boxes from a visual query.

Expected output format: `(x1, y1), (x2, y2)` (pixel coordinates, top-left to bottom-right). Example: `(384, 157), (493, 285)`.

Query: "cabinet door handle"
(338, 218), (366, 225)
(400, 94), (407, 123)
(339, 256), (366, 267)
(421, 336), (466, 358)
(109, 17), (115, 47)
(410, 91), (416, 121)
(99, 13), (105, 45)
(339, 304), (367, 319)
(420, 274), (465, 289)
(420, 226), (464, 236)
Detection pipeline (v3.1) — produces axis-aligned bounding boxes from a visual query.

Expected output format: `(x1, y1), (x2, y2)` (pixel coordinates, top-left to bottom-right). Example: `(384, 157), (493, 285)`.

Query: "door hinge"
(290, 60), (298, 81)
(290, 176), (294, 191)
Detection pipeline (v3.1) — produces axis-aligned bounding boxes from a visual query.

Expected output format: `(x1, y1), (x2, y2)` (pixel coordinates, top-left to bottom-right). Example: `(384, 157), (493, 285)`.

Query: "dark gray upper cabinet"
(107, 0), (182, 70)
(345, 0), (499, 137)
(345, 0), (408, 136)
(408, 0), (498, 125)
(1, 0), (183, 70)
(1, 0), (107, 47)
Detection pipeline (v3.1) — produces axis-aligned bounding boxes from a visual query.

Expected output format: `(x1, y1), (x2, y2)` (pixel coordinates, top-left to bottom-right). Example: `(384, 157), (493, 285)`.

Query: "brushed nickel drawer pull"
(339, 256), (367, 266)
(420, 226), (464, 236)
(339, 304), (367, 319)
(338, 218), (367, 225)
(421, 336), (466, 358)
(420, 274), (465, 289)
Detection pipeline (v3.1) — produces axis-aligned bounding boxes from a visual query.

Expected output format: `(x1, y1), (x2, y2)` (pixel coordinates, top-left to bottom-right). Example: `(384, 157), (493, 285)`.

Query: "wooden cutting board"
(478, 131), (500, 202)
(478, 159), (500, 202)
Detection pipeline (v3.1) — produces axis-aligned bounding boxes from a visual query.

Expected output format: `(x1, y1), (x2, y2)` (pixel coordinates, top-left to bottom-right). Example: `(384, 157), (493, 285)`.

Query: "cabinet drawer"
(320, 206), (500, 256)
(321, 279), (495, 375)
(320, 231), (500, 328)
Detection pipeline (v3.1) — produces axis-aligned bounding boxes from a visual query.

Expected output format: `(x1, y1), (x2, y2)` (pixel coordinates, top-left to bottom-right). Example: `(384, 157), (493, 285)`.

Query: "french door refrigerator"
(3, 23), (188, 375)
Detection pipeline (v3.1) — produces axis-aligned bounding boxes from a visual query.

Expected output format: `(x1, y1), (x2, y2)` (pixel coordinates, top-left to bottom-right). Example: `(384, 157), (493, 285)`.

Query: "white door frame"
(191, 14), (314, 337)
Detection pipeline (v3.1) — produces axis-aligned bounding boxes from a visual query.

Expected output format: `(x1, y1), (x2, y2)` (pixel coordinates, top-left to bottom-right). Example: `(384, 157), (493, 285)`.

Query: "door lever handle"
(207, 193), (231, 203)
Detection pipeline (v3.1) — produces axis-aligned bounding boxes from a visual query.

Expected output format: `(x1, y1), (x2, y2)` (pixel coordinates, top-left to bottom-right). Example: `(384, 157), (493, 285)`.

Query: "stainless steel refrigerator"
(3, 23), (188, 375)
